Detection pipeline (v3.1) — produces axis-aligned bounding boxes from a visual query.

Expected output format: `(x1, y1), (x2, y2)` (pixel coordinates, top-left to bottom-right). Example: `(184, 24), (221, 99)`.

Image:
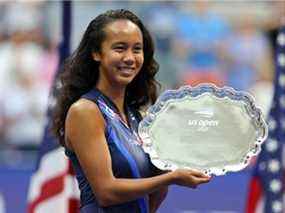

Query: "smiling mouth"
(118, 67), (136, 75)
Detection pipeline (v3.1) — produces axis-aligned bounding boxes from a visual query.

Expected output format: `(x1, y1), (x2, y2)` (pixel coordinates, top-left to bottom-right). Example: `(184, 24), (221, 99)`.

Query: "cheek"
(103, 53), (120, 68)
(136, 55), (144, 68)
(110, 52), (120, 61)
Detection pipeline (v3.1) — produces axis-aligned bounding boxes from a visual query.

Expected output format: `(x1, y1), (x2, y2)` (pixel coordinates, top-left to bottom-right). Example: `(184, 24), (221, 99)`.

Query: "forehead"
(103, 19), (143, 43)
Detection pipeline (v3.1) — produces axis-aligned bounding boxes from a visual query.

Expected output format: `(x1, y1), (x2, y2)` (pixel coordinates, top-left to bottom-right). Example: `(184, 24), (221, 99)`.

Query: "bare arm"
(148, 168), (168, 213)
(149, 186), (168, 213)
(66, 99), (211, 207)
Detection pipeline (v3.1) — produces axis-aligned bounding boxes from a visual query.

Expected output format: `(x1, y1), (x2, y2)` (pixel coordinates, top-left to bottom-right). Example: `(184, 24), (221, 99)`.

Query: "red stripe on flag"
(246, 177), (263, 213)
(28, 173), (65, 213)
(68, 198), (80, 213)
(68, 159), (75, 175)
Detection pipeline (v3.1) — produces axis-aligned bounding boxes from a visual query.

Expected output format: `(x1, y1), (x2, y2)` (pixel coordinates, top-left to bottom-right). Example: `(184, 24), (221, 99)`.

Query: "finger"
(192, 176), (211, 184)
(197, 177), (211, 184)
(188, 169), (209, 178)
(196, 172), (212, 179)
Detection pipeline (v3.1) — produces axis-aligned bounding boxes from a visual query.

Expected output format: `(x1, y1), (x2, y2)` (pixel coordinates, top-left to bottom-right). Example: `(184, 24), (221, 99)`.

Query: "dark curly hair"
(52, 9), (160, 145)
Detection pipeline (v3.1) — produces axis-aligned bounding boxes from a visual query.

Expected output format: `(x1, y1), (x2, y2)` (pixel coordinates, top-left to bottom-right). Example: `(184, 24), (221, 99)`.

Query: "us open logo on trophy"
(188, 119), (219, 132)
(188, 110), (219, 132)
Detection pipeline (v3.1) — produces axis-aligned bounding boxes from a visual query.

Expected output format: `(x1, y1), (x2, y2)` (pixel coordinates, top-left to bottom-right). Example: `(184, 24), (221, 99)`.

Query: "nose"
(123, 50), (135, 65)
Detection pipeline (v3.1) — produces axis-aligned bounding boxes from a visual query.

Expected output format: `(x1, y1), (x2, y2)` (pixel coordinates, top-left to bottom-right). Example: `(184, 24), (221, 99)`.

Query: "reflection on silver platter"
(138, 84), (268, 176)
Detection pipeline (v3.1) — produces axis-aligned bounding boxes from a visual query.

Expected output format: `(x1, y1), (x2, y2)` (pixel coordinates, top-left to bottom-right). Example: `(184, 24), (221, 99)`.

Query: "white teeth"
(119, 67), (134, 73)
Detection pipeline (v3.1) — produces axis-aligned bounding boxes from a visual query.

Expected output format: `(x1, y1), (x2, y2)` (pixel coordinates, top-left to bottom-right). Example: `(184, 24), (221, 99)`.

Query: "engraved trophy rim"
(138, 83), (268, 176)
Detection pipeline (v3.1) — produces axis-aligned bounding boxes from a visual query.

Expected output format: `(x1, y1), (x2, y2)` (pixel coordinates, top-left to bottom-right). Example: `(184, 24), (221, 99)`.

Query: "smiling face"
(93, 19), (144, 88)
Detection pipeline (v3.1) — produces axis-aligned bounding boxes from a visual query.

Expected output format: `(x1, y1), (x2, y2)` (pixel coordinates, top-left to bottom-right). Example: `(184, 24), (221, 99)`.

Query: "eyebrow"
(111, 42), (142, 47)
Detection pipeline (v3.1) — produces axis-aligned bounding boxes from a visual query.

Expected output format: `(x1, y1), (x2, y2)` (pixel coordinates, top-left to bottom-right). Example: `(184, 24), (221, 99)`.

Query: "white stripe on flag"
(27, 147), (69, 202)
(255, 197), (264, 213)
(32, 173), (80, 213)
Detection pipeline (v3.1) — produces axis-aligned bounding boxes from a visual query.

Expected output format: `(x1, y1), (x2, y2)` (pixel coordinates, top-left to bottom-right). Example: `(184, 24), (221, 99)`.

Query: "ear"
(92, 52), (101, 62)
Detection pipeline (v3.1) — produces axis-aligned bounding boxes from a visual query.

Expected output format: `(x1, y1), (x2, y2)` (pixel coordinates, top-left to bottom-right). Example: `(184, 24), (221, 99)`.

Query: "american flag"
(27, 1), (80, 212)
(246, 25), (285, 213)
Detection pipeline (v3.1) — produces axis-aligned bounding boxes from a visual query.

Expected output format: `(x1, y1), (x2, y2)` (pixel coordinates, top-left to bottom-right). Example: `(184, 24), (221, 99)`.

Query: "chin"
(117, 73), (138, 85)
(114, 76), (135, 87)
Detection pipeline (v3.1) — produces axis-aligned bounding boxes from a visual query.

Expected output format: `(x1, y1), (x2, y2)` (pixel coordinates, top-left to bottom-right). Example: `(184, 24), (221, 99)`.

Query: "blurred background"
(0, 1), (284, 212)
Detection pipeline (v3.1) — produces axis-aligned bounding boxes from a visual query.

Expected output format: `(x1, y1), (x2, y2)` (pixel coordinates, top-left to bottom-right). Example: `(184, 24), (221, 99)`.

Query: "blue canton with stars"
(253, 25), (285, 213)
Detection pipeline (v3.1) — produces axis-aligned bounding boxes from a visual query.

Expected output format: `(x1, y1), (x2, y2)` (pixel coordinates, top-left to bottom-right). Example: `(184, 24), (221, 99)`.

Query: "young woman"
(52, 9), (211, 213)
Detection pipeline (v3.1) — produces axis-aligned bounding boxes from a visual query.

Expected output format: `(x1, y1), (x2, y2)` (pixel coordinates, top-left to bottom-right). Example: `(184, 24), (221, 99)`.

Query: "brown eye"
(114, 46), (125, 53)
(133, 46), (142, 54)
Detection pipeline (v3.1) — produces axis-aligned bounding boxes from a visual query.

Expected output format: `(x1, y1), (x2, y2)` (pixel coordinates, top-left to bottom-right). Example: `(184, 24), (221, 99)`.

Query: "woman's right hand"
(172, 169), (211, 188)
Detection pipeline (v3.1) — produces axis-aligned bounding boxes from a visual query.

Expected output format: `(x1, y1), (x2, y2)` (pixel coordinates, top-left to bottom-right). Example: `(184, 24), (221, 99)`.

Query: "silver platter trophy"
(138, 84), (268, 176)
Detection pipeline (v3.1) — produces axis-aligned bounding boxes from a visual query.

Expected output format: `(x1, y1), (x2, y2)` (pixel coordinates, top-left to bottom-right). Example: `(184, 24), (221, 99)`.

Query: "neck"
(96, 82), (126, 115)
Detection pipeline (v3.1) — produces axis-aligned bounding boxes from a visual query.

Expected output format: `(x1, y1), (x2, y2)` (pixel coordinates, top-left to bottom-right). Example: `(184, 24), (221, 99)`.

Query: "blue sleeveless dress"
(65, 88), (155, 213)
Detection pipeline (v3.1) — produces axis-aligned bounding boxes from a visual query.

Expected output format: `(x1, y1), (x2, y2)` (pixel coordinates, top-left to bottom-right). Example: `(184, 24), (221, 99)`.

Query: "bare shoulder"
(66, 98), (105, 135)
(65, 98), (106, 150)
(67, 98), (104, 122)
(69, 98), (99, 115)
